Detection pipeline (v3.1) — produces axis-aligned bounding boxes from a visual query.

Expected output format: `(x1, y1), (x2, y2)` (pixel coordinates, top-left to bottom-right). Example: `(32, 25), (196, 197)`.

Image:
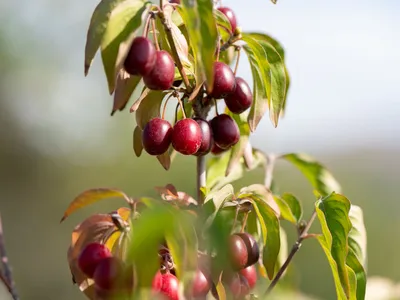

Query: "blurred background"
(0, 0), (399, 299)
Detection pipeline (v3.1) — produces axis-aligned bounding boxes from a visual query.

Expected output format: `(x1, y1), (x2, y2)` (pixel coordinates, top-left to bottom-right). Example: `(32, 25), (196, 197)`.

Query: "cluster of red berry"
(123, 2), (252, 157)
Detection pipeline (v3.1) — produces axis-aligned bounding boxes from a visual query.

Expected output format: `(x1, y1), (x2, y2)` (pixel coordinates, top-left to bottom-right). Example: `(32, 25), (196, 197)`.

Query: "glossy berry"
(78, 243), (112, 278)
(152, 272), (179, 300)
(93, 257), (124, 290)
(239, 265), (257, 289)
(228, 235), (248, 270)
(224, 77), (253, 114)
(211, 114), (240, 149)
(209, 62), (236, 99)
(237, 233), (260, 267)
(143, 51), (175, 90)
(218, 7), (238, 33)
(124, 37), (156, 76)
(229, 274), (250, 298)
(172, 119), (202, 155)
(193, 118), (213, 156)
(211, 143), (228, 155)
(142, 118), (173, 155)
(192, 269), (211, 297)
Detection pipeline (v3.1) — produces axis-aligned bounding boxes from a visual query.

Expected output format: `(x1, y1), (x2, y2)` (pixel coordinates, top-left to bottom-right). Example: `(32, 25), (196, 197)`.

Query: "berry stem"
(213, 98), (219, 116)
(233, 46), (241, 76)
(175, 94), (187, 119)
(0, 214), (19, 300)
(240, 212), (249, 233)
(151, 17), (160, 51)
(264, 209), (317, 296)
(143, 13), (152, 38)
(231, 205), (240, 233)
(158, 11), (192, 93)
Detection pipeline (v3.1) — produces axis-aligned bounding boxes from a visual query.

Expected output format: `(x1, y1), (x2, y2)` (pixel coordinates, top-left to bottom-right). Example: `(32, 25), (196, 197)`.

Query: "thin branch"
(264, 210), (317, 296)
(197, 156), (206, 205)
(0, 215), (19, 300)
(158, 11), (192, 93)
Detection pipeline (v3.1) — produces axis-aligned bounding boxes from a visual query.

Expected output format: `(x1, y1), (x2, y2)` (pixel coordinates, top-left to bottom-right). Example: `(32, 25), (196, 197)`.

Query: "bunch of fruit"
(123, 2), (252, 157)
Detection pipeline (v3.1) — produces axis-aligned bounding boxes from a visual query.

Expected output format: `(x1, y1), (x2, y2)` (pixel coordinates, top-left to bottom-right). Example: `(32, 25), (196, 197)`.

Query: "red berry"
(93, 257), (124, 290)
(143, 51), (175, 90)
(224, 77), (253, 114)
(229, 274), (250, 298)
(239, 265), (257, 289)
(193, 118), (213, 156)
(210, 114), (240, 149)
(142, 118), (173, 155)
(124, 37), (156, 76)
(78, 243), (112, 278)
(217, 7), (238, 33)
(152, 271), (180, 300)
(192, 269), (211, 297)
(170, 0), (180, 3)
(171, 119), (202, 155)
(236, 233), (260, 267)
(228, 235), (248, 270)
(209, 62), (236, 99)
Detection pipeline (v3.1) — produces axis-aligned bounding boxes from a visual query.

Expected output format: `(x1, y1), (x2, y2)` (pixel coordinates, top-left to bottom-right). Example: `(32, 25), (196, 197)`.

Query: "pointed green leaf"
(348, 205), (367, 268)
(61, 188), (130, 222)
(242, 37), (270, 132)
(244, 33), (286, 127)
(316, 193), (352, 299)
(101, 0), (150, 94)
(249, 196), (280, 279)
(84, 0), (128, 75)
(157, 151), (171, 171)
(112, 70), (141, 115)
(203, 184), (235, 227)
(273, 196), (297, 224)
(178, 0), (217, 89)
(347, 248), (367, 300)
(281, 153), (341, 196)
(274, 193), (303, 224)
(135, 90), (167, 129)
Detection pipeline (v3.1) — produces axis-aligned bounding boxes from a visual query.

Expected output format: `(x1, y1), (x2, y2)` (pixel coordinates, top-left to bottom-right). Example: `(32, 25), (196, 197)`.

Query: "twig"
(158, 10), (192, 93)
(197, 156), (206, 205)
(264, 210), (317, 296)
(0, 214), (19, 300)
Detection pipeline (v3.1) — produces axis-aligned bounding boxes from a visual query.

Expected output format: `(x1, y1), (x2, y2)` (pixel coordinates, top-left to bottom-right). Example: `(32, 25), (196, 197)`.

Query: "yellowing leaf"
(112, 69), (141, 116)
(61, 188), (130, 222)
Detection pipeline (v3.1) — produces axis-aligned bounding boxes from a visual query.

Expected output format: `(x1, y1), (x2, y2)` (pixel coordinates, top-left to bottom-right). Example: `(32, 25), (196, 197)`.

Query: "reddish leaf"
(129, 87), (150, 113)
(61, 188), (131, 222)
(133, 126), (143, 157)
(111, 69), (141, 116)
(157, 151), (171, 171)
(154, 184), (197, 206)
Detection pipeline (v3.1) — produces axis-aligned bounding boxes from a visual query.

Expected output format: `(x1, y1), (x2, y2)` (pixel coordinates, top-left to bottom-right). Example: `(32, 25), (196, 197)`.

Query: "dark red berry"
(224, 77), (253, 114)
(208, 62), (236, 99)
(142, 118), (173, 155)
(210, 114), (240, 149)
(193, 118), (213, 156)
(239, 265), (257, 289)
(124, 37), (156, 76)
(93, 257), (124, 290)
(211, 143), (228, 155)
(152, 272), (179, 300)
(172, 119), (202, 155)
(78, 243), (112, 278)
(229, 274), (250, 298)
(228, 235), (248, 270)
(170, 0), (180, 3)
(217, 7), (238, 33)
(143, 51), (175, 90)
(192, 269), (211, 297)
(236, 233), (260, 267)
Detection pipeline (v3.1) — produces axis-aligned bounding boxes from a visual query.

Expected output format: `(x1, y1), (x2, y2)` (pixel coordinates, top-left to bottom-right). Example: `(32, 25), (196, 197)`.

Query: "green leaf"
(245, 32), (285, 59)
(214, 9), (231, 42)
(281, 153), (341, 196)
(244, 33), (286, 127)
(206, 149), (266, 192)
(347, 249), (367, 300)
(133, 126), (143, 157)
(135, 90), (167, 129)
(101, 0), (150, 94)
(84, 0), (128, 75)
(60, 188), (130, 222)
(203, 184), (235, 227)
(242, 37), (270, 132)
(249, 195), (281, 279)
(275, 226), (288, 277)
(274, 193), (303, 224)
(316, 193), (352, 299)
(112, 70), (141, 115)
(178, 0), (217, 90)
(348, 205), (367, 268)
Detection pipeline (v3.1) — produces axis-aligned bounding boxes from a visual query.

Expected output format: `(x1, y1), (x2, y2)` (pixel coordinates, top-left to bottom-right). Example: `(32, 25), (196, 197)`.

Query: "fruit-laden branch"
(0, 214), (19, 300)
(265, 209), (317, 296)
